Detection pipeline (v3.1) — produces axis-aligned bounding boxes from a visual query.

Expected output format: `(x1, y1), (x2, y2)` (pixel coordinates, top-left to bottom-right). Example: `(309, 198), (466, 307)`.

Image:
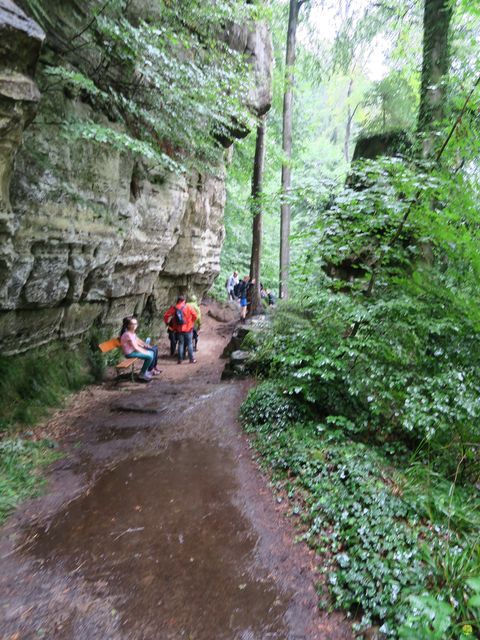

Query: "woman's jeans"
(178, 331), (194, 362)
(146, 345), (158, 370)
(127, 351), (154, 375)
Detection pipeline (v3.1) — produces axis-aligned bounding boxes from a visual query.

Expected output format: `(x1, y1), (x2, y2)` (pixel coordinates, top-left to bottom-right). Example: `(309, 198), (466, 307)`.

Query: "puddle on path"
(29, 440), (292, 639)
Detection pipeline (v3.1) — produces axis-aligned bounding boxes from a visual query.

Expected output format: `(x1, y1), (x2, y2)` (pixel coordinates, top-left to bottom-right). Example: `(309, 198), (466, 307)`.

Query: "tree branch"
(71, 0), (112, 42)
(434, 74), (480, 163)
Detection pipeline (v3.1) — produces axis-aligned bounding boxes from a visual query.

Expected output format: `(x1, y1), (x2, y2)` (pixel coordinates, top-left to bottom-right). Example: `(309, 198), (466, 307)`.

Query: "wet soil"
(0, 303), (353, 640)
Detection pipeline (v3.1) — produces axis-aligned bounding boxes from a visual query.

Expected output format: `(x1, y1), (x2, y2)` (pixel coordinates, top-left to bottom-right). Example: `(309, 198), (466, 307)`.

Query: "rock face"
(0, 2), (272, 355)
(0, 0), (44, 298)
(352, 131), (410, 162)
(225, 20), (273, 118)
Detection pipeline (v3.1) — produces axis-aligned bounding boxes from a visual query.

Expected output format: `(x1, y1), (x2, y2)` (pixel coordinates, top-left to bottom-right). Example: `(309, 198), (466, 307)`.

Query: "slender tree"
(279, 0), (307, 299)
(344, 78), (354, 163)
(417, 0), (453, 154)
(249, 115), (267, 315)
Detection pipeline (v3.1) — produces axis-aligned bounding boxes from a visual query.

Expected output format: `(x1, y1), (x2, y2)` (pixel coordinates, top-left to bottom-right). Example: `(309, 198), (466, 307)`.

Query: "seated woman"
(120, 316), (160, 374)
(119, 317), (160, 381)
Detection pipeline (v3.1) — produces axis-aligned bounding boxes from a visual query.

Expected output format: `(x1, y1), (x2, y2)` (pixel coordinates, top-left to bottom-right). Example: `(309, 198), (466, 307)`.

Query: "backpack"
(233, 282), (241, 297)
(174, 305), (185, 325)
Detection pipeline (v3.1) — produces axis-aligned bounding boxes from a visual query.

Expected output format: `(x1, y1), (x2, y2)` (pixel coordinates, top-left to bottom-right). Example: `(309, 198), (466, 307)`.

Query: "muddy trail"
(0, 304), (352, 640)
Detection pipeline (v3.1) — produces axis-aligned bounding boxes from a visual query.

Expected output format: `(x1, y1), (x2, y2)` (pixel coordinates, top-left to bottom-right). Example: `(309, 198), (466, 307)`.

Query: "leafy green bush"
(399, 576), (480, 640)
(240, 381), (310, 433)
(249, 275), (480, 480)
(240, 399), (480, 637)
(235, 146), (480, 637)
(241, 279), (480, 636)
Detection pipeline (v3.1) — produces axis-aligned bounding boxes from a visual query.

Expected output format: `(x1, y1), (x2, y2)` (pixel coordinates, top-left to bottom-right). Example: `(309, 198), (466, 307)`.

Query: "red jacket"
(164, 303), (198, 333)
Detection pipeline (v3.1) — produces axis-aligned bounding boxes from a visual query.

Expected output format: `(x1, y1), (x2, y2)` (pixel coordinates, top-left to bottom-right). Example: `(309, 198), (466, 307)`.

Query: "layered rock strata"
(0, 1), (272, 355)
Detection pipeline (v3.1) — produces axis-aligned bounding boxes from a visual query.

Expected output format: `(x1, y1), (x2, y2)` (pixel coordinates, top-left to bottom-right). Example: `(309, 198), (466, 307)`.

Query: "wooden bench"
(98, 338), (142, 380)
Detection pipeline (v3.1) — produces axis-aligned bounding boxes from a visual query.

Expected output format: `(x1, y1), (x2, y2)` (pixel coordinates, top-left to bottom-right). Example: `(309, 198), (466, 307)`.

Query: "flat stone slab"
(230, 349), (250, 364)
(110, 400), (167, 414)
(208, 304), (239, 323)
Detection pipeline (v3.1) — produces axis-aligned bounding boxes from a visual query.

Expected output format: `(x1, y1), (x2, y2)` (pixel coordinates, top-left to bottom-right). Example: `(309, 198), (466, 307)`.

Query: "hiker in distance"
(167, 320), (178, 357)
(164, 295), (198, 364)
(178, 294), (202, 359)
(187, 294), (201, 352)
(236, 275), (250, 323)
(260, 282), (276, 307)
(226, 270), (239, 300)
(119, 316), (160, 382)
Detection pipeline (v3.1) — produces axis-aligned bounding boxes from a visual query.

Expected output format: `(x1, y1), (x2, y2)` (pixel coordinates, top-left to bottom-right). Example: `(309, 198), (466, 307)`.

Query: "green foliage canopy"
(25, 0), (260, 172)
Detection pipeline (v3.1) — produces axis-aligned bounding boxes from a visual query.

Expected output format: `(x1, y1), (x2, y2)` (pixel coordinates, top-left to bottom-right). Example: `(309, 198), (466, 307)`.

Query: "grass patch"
(0, 438), (61, 523)
(0, 332), (109, 524)
(0, 339), (99, 434)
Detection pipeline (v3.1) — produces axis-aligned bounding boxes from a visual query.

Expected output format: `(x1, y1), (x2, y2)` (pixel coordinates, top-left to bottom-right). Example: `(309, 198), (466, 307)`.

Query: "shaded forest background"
(216, 0), (479, 294)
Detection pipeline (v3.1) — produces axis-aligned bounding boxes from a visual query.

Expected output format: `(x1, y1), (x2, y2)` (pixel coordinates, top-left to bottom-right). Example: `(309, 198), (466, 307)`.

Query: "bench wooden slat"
(116, 358), (142, 370)
(98, 338), (144, 380)
(99, 337), (121, 353)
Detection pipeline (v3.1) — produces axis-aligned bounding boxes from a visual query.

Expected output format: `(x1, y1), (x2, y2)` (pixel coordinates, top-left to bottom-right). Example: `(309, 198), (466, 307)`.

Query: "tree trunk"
(279, 0), (302, 300)
(249, 115), (267, 315)
(344, 78), (353, 163)
(417, 0), (453, 154)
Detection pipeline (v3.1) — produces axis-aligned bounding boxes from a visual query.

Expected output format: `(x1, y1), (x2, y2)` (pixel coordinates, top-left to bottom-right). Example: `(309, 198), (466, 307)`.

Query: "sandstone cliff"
(0, 0), (272, 355)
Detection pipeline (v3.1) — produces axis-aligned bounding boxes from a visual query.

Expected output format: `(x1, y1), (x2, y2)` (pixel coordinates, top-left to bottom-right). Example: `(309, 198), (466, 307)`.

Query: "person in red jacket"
(163, 295), (198, 364)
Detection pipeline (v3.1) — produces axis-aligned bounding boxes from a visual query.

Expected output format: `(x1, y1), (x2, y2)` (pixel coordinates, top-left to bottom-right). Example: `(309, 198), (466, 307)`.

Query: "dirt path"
(0, 304), (352, 640)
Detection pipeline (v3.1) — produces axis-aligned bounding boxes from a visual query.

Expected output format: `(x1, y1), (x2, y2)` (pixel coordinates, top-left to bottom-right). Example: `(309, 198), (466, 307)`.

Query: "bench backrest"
(98, 337), (121, 353)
